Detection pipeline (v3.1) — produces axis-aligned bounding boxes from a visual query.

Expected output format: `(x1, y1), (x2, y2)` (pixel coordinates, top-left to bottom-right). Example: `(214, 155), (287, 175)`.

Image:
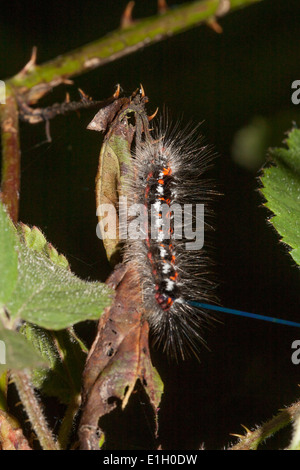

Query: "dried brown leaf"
(79, 264), (163, 450)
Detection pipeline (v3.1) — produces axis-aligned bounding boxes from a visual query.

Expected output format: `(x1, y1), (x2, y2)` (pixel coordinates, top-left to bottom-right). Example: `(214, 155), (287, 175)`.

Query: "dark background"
(1, 0), (300, 450)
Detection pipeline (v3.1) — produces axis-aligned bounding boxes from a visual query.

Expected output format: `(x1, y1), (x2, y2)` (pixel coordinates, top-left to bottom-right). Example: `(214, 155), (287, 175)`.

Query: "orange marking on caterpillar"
(162, 167), (172, 176)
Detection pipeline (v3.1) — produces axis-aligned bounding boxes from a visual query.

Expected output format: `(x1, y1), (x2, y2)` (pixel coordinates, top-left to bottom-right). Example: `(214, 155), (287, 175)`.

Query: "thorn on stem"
(78, 88), (92, 103)
(61, 78), (74, 86)
(18, 46), (38, 77)
(207, 17), (223, 34)
(158, 0), (168, 14)
(121, 1), (135, 29)
(240, 424), (251, 434)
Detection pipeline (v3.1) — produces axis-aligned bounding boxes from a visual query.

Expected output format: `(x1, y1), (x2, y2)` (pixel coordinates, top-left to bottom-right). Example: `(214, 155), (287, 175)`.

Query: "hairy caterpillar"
(124, 116), (216, 360)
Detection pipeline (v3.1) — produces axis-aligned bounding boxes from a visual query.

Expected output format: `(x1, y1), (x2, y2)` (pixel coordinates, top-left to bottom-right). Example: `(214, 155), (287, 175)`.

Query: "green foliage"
(260, 127), (300, 266)
(6, 240), (113, 329)
(21, 324), (86, 404)
(232, 116), (271, 171)
(0, 204), (18, 308)
(19, 223), (69, 269)
(0, 205), (114, 330)
(0, 327), (47, 374)
(0, 201), (113, 379)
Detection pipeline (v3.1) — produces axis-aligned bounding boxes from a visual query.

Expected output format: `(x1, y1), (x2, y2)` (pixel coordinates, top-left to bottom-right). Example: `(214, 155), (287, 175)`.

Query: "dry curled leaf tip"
(113, 84), (121, 99)
(140, 83), (146, 98)
(148, 107), (159, 122)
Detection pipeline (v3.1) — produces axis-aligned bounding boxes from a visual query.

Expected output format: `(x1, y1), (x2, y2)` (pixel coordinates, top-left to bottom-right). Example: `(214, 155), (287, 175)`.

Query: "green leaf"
(21, 324), (86, 404)
(260, 128), (300, 266)
(19, 224), (69, 269)
(0, 203), (18, 307)
(13, 224), (88, 403)
(0, 200), (114, 330)
(19, 224), (48, 252)
(0, 327), (47, 374)
(5, 241), (114, 329)
(93, 117), (133, 263)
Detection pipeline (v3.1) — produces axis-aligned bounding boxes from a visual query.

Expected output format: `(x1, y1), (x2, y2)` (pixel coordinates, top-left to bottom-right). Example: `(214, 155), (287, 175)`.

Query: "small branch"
(0, 90), (21, 223)
(6, 0), (263, 104)
(17, 91), (115, 124)
(288, 408), (300, 450)
(229, 400), (300, 450)
(11, 370), (59, 450)
(57, 394), (81, 450)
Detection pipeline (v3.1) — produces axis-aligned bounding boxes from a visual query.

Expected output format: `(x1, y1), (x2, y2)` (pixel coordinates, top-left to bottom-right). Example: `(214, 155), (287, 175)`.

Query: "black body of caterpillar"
(125, 120), (216, 360)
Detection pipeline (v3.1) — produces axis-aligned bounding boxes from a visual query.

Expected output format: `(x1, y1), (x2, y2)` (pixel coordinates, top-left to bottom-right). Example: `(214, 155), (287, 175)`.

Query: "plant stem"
(0, 0), (263, 222)
(229, 400), (300, 450)
(0, 90), (21, 223)
(0, 93), (21, 416)
(288, 408), (300, 450)
(57, 394), (81, 449)
(6, 0), (263, 101)
(11, 370), (59, 450)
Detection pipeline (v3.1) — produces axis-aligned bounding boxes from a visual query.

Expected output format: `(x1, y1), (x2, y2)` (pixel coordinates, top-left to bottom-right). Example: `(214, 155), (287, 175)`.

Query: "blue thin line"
(189, 301), (300, 328)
